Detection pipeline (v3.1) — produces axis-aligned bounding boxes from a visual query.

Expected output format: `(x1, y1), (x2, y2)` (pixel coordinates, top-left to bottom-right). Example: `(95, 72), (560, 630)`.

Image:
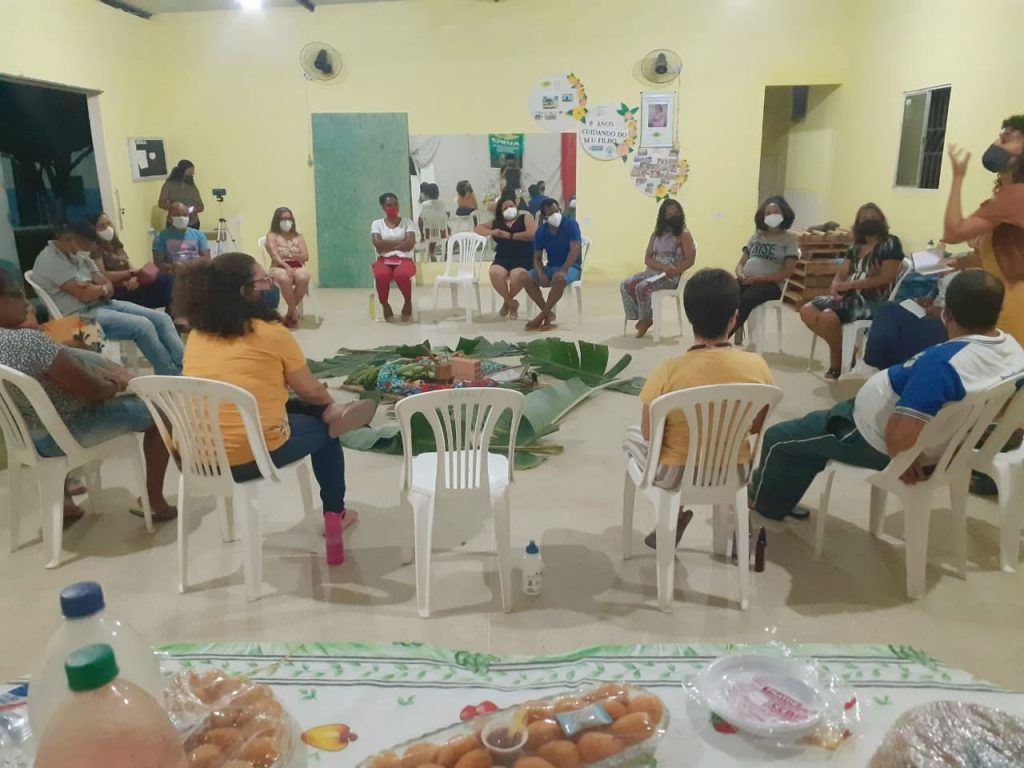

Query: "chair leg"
(903, 494), (933, 599)
(869, 485), (888, 537)
(8, 462), (22, 553)
(675, 295), (683, 337)
(413, 496), (435, 618)
(178, 476), (190, 593)
(775, 306), (784, 354)
(297, 460), (320, 554)
(474, 283), (482, 316)
(432, 282), (441, 311)
(463, 284), (473, 323)
(235, 484), (263, 602)
(807, 334), (817, 372)
(622, 471), (636, 560)
(399, 494), (415, 565)
(494, 491), (512, 613)
(575, 286), (583, 325)
(652, 295), (662, 343)
(655, 495), (677, 612)
(40, 463), (68, 569)
(949, 473), (969, 579)
(996, 467), (1024, 573)
(85, 461), (103, 516)
(814, 468), (836, 561)
(450, 284), (458, 312)
(711, 504), (730, 556)
(734, 490), (750, 610)
(215, 496), (236, 542)
(127, 444), (153, 533)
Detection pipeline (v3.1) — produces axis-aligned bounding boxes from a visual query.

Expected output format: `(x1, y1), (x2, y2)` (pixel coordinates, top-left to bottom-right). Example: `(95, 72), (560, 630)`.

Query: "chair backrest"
(395, 388), (524, 493)
(778, 247), (801, 296)
(128, 375), (280, 494)
(420, 204), (450, 240)
(256, 236), (269, 266)
(443, 232), (487, 278)
(971, 380), (1024, 468)
(645, 384), (784, 504)
(24, 270), (63, 320)
(0, 362), (84, 466)
(887, 257), (915, 301)
(880, 372), (1024, 487)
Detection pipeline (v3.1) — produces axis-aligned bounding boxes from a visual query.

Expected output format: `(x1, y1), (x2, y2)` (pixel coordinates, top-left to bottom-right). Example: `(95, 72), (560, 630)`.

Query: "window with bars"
(895, 86), (951, 189)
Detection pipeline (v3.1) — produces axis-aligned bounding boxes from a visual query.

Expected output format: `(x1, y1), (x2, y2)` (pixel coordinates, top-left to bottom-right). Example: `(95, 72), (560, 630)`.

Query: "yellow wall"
(144, 0), (852, 279)
(0, 0), (164, 261)
(829, 0), (1024, 253)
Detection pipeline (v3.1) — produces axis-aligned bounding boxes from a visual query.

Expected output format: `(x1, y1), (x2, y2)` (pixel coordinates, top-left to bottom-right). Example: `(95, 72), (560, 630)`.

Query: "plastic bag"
(360, 683), (669, 767)
(164, 670), (300, 768)
(869, 701), (1024, 767)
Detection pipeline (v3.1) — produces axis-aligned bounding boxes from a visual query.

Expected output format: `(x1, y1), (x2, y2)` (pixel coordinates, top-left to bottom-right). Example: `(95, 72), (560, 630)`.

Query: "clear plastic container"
(522, 540), (544, 596)
(34, 644), (186, 768)
(28, 582), (166, 740)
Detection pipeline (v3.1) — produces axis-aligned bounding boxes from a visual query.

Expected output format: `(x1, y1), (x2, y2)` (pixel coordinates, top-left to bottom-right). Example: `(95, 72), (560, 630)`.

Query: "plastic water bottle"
(522, 541), (544, 596)
(29, 582), (166, 740)
(35, 644), (186, 768)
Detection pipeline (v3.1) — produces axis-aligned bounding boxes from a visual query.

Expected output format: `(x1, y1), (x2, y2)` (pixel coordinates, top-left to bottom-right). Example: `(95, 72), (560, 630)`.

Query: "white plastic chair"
(370, 247), (420, 323)
(746, 248), (801, 354)
(619, 241), (696, 343)
(807, 256), (912, 375)
(25, 269), (141, 374)
(524, 236), (591, 328)
(395, 388), (524, 618)
(967, 384), (1024, 572)
(256, 236), (321, 323)
(128, 375), (320, 602)
(433, 232), (485, 323)
(0, 363), (153, 568)
(622, 384), (784, 611)
(417, 205), (450, 279)
(813, 375), (1022, 598)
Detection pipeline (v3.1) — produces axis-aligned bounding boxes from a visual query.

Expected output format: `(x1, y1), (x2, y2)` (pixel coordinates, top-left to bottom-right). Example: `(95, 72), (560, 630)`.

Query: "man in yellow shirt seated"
(623, 268), (775, 548)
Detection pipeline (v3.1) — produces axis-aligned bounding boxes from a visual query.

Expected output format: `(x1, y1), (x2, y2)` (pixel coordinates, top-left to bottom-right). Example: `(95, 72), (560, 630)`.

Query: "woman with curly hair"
(177, 252), (374, 565)
(799, 203), (905, 379)
(733, 196), (799, 337)
(944, 115), (1024, 345)
(620, 199), (696, 338)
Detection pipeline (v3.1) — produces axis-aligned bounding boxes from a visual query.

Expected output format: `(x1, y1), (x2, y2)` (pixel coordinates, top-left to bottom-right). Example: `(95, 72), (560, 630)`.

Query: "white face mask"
(97, 227), (115, 242)
(547, 212), (563, 228)
(280, 220), (294, 232)
(502, 207), (518, 221)
(171, 216), (190, 229)
(763, 213), (784, 229)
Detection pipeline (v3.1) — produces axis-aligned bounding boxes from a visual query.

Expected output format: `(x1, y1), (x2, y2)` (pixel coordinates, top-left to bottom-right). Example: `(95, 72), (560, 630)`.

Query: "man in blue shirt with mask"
(524, 199), (582, 330)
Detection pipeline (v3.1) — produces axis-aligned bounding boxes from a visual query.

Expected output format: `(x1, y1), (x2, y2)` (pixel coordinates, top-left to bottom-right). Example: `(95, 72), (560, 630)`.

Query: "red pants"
(372, 259), (416, 305)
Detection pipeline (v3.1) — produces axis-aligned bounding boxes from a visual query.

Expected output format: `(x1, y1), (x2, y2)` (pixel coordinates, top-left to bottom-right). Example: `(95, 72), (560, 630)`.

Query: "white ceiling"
(115, 0), (395, 13)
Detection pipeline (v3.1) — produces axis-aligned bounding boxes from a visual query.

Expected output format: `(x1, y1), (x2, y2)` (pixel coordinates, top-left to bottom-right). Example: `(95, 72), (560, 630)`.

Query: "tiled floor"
(3, 282), (1022, 688)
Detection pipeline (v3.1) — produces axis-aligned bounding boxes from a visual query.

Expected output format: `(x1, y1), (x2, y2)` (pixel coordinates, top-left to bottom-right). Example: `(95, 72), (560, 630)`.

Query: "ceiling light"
(238, 0), (262, 10)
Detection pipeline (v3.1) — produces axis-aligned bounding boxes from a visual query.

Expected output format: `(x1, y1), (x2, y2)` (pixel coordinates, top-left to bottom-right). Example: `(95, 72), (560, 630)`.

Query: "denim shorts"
(530, 265), (582, 285)
(33, 395), (154, 458)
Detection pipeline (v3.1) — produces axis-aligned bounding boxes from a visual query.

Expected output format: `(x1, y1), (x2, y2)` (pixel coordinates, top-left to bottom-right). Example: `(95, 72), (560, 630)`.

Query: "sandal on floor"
(129, 502), (177, 522)
(824, 367), (842, 381)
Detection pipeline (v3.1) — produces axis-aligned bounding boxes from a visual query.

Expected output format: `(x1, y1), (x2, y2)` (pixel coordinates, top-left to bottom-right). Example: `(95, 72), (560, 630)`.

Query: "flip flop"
(325, 400), (378, 438)
(824, 367), (842, 381)
(644, 509), (695, 550)
(129, 503), (178, 522)
(499, 302), (510, 318)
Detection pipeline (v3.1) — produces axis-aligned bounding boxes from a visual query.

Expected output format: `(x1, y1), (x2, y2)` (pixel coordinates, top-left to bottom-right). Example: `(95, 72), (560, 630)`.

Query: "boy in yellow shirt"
(624, 268), (775, 548)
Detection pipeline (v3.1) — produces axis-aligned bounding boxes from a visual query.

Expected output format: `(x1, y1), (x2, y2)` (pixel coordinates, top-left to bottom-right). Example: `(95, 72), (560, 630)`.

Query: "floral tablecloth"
(155, 641), (1024, 766)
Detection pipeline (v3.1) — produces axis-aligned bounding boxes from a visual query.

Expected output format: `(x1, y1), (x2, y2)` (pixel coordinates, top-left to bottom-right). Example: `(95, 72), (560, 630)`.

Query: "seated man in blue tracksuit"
(750, 270), (1024, 520)
(523, 199), (582, 330)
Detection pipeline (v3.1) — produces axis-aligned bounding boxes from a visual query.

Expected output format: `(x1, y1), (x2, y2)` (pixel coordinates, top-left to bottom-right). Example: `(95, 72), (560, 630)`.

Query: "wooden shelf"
(784, 230), (854, 307)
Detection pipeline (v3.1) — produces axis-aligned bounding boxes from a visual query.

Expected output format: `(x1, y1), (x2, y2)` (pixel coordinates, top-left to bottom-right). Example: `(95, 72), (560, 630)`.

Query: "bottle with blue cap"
(28, 582), (165, 741)
(522, 540), (544, 596)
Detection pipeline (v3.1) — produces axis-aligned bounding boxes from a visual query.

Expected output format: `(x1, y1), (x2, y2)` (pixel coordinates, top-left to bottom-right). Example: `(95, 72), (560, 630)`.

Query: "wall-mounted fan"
(638, 49), (682, 84)
(300, 42), (344, 83)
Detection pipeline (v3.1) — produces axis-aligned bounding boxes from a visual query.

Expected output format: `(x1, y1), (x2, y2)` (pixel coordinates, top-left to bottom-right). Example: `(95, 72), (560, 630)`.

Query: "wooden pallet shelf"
(783, 229), (855, 308)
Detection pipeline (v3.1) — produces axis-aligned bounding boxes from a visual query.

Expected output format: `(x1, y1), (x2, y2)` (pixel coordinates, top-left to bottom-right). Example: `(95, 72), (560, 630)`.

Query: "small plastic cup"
(481, 717), (528, 760)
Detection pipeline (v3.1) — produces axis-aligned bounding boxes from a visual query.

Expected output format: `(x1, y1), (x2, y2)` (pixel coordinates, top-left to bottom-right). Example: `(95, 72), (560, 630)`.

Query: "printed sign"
(528, 73), (589, 133)
(579, 103), (638, 162)
(488, 133), (524, 169)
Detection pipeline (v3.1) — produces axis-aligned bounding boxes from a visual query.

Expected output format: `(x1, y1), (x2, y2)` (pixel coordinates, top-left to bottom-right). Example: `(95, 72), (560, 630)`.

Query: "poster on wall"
(488, 134), (524, 168)
(528, 73), (589, 133)
(579, 103), (638, 162)
(630, 147), (690, 200)
(127, 137), (167, 182)
(640, 92), (676, 148)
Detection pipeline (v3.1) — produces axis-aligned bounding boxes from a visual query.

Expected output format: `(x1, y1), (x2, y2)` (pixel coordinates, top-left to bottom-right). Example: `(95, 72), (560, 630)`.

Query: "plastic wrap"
(359, 683), (669, 767)
(164, 670), (300, 768)
(869, 701), (1024, 767)
(682, 642), (861, 752)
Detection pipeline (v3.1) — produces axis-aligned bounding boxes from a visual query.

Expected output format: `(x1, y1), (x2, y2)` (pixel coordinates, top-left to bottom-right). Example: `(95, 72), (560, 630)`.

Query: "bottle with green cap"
(29, 582), (165, 741)
(35, 644), (186, 768)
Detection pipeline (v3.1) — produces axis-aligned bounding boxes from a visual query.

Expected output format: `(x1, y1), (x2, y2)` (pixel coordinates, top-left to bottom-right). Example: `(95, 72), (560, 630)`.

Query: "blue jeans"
(231, 402), (346, 513)
(88, 300), (184, 375)
(34, 395), (154, 457)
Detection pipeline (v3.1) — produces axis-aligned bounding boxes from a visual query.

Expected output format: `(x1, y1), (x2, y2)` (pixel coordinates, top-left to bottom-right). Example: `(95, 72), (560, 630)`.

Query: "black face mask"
(982, 145), (1019, 174)
(184, 175), (195, 185)
(855, 219), (887, 240)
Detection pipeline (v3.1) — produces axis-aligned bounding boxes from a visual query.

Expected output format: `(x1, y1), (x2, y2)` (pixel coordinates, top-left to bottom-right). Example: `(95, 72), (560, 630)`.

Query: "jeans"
(89, 300), (184, 375)
(231, 402), (346, 513)
(34, 395), (154, 457)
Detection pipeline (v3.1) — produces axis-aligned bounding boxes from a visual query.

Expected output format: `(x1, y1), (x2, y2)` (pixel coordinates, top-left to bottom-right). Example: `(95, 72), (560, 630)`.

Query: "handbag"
(41, 316), (108, 353)
(136, 262), (160, 286)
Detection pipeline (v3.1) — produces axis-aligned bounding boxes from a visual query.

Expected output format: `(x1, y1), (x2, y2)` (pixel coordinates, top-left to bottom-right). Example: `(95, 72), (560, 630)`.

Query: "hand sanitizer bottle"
(522, 540), (543, 596)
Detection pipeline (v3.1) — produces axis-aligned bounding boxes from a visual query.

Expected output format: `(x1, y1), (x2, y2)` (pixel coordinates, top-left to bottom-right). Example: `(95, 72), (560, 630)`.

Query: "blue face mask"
(982, 144), (1020, 174)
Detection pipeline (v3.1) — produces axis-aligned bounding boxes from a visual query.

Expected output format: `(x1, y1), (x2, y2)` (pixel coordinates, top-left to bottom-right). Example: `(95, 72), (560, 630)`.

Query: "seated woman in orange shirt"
(265, 207), (311, 329)
(177, 253), (374, 565)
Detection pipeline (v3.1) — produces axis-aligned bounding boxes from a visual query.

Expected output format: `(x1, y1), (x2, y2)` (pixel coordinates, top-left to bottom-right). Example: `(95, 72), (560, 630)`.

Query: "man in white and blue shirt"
(750, 270), (1024, 520)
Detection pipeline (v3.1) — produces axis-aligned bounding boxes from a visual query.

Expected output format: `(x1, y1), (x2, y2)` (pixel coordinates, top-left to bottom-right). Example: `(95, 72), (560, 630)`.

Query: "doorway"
(0, 77), (106, 272)
(757, 84), (840, 229)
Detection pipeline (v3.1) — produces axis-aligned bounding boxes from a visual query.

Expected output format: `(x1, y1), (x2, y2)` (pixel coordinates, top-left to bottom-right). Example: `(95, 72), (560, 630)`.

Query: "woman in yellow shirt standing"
(176, 253), (374, 565)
